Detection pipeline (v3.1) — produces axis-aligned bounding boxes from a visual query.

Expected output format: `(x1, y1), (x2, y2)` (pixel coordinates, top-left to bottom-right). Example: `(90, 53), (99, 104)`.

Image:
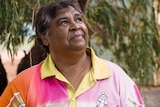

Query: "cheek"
(82, 25), (89, 38)
(49, 29), (68, 43)
(81, 23), (88, 32)
(56, 30), (68, 41)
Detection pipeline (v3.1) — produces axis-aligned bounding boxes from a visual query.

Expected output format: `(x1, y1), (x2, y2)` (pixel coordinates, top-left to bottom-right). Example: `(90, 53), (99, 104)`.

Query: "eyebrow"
(57, 17), (67, 24)
(75, 13), (82, 17)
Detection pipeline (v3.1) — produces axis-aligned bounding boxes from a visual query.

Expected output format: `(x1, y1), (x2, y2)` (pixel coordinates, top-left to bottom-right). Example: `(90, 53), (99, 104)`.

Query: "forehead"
(55, 6), (81, 18)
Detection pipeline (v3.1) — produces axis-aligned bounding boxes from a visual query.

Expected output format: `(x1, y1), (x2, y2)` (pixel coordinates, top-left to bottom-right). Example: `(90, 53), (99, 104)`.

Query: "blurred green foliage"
(86, 0), (160, 85)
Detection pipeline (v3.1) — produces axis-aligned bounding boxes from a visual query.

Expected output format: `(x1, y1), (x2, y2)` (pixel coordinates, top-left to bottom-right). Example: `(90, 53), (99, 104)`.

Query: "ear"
(40, 34), (49, 46)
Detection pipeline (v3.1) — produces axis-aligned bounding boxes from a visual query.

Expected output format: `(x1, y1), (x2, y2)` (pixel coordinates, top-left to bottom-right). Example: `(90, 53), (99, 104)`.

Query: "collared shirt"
(0, 48), (145, 107)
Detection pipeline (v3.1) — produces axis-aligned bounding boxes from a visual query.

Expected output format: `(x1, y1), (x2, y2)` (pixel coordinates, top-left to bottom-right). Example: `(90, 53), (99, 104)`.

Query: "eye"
(61, 20), (68, 25)
(75, 17), (82, 23)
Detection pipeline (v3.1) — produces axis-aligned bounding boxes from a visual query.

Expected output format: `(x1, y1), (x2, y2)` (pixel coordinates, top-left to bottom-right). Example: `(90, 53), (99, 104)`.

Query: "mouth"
(70, 31), (84, 41)
(71, 34), (83, 40)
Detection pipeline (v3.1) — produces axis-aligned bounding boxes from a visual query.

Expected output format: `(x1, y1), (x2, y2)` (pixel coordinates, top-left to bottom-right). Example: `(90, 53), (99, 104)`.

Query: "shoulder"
(103, 59), (125, 74)
(0, 63), (43, 106)
(97, 59), (144, 106)
(12, 63), (42, 86)
(102, 59), (134, 84)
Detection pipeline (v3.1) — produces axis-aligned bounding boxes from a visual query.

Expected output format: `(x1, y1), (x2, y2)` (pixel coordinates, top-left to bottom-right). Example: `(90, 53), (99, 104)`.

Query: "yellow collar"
(41, 48), (111, 80)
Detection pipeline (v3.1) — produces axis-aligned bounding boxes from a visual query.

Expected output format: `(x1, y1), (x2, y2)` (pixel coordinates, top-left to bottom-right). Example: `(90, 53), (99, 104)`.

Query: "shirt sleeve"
(107, 60), (145, 107)
(124, 84), (145, 107)
(117, 68), (145, 107)
(0, 82), (25, 107)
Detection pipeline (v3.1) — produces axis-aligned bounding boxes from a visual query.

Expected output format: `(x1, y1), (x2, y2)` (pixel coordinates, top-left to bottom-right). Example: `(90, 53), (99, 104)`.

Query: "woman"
(0, 0), (145, 106)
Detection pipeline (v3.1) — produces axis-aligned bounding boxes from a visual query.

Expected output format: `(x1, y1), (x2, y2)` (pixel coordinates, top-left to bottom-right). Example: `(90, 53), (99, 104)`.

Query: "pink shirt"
(0, 48), (145, 107)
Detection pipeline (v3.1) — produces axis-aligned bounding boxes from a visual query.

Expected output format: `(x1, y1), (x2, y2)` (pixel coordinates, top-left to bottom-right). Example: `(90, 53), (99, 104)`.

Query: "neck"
(52, 48), (86, 65)
(52, 51), (91, 90)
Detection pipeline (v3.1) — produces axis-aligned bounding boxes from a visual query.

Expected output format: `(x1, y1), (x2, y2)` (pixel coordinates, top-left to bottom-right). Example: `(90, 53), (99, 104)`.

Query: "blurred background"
(0, 0), (160, 106)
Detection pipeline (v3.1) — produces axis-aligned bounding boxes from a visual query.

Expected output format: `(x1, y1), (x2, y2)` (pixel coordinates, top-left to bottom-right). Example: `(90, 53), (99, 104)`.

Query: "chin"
(71, 45), (86, 51)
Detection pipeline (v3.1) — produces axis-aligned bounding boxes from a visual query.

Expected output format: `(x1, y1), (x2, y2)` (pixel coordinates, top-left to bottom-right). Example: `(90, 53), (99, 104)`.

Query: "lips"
(70, 31), (84, 41)
(71, 34), (81, 40)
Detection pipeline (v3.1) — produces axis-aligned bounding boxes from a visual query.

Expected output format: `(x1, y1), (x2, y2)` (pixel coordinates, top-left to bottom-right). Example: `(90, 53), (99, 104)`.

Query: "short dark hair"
(35, 0), (82, 53)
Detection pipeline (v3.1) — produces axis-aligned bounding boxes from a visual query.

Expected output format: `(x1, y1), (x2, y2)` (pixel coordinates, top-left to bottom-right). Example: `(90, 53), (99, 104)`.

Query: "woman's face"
(43, 6), (89, 56)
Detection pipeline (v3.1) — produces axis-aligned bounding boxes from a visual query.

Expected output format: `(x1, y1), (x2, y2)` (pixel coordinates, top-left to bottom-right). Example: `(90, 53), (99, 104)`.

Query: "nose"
(69, 21), (80, 31)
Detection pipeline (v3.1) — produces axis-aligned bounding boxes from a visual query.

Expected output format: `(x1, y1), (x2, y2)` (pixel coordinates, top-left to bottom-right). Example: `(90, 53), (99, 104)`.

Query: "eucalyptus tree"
(0, 0), (160, 85)
(0, 0), (52, 58)
(86, 0), (160, 86)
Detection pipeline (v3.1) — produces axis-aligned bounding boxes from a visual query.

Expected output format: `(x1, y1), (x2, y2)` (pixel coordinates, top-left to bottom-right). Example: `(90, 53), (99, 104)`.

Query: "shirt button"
(80, 88), (84, 91)
(71, 98), (75, 101)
